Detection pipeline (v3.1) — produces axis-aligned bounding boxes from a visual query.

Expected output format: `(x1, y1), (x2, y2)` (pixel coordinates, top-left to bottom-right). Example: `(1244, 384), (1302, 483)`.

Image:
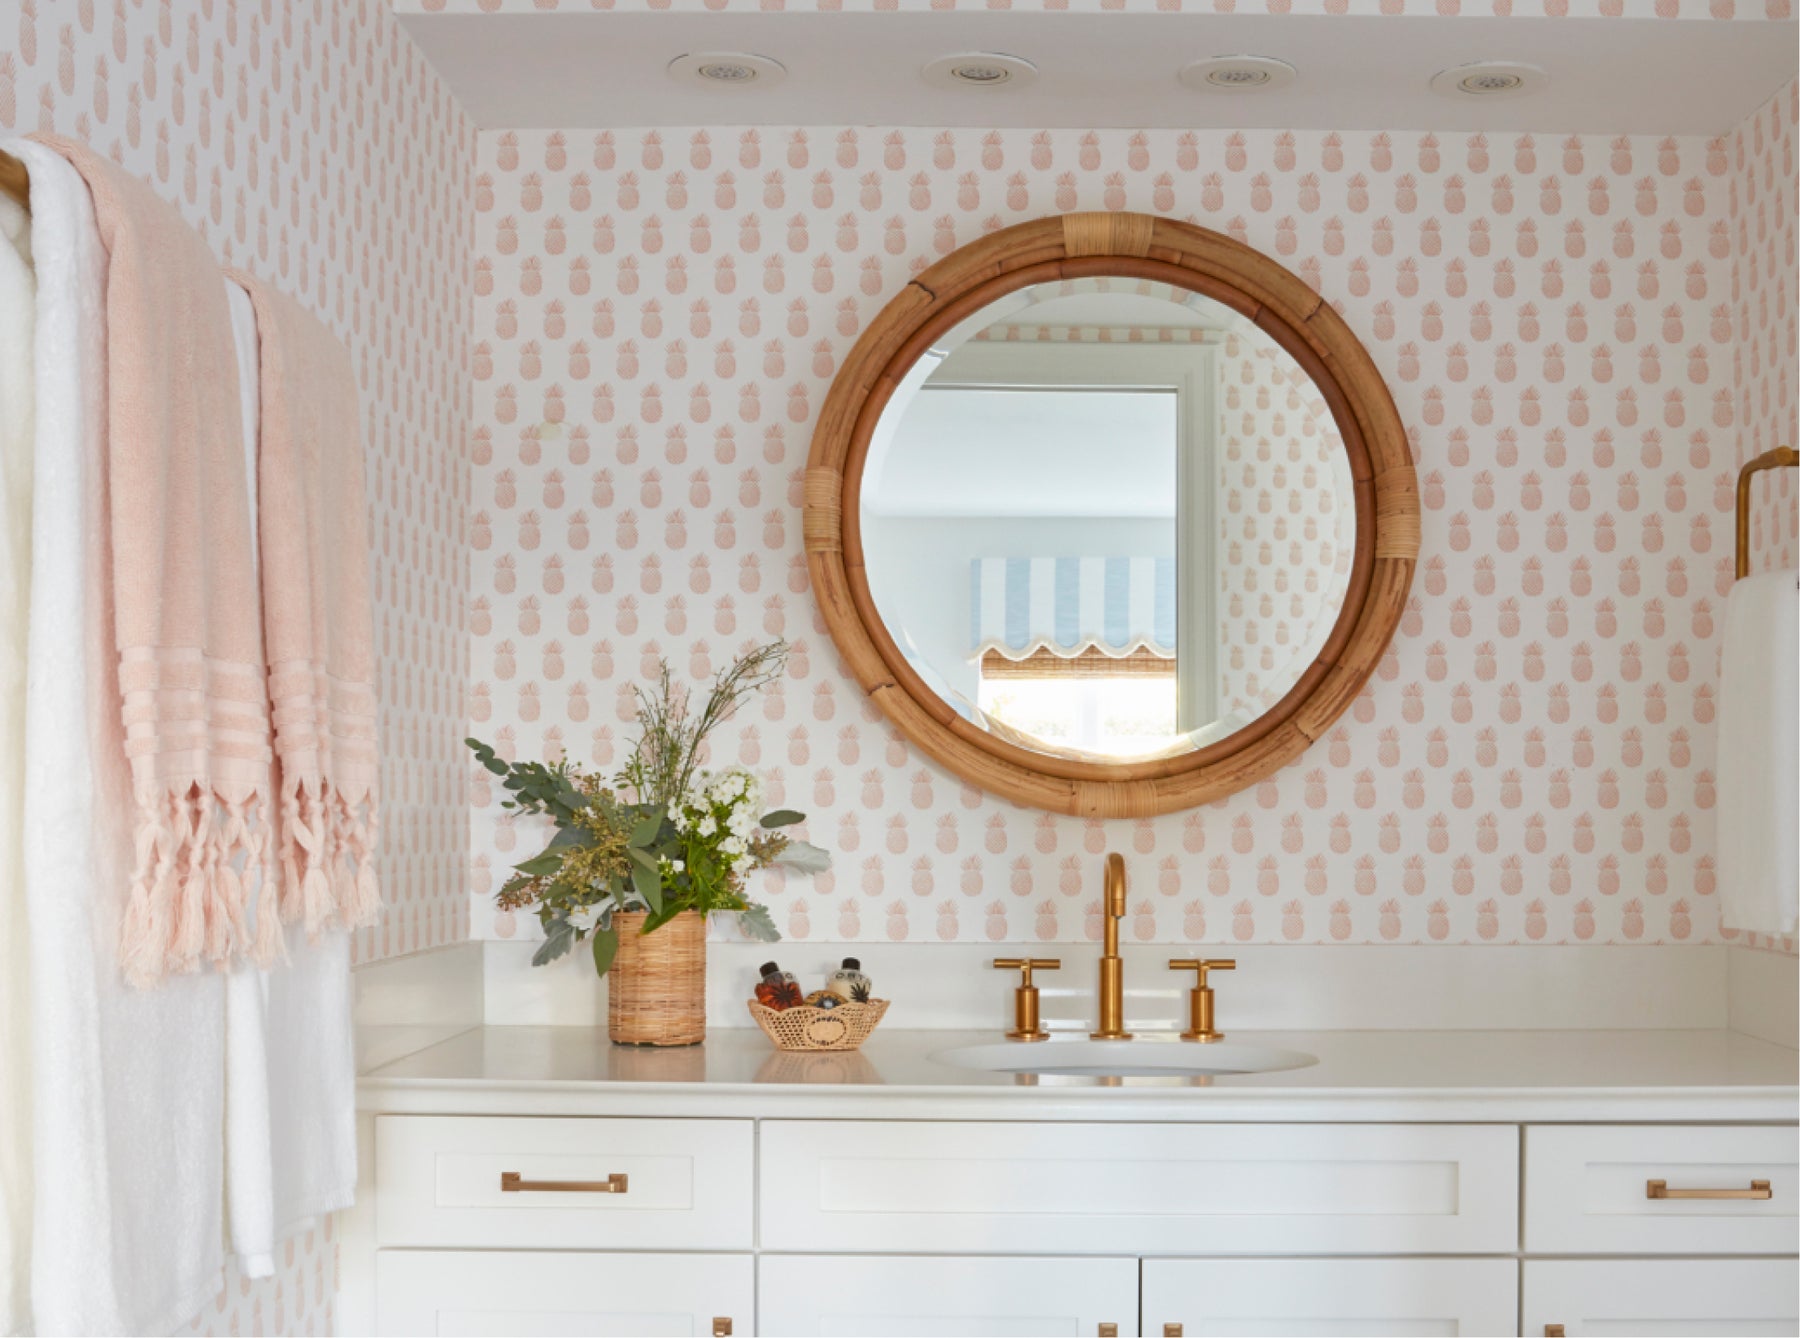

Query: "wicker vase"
(607, 909), (706, 1046)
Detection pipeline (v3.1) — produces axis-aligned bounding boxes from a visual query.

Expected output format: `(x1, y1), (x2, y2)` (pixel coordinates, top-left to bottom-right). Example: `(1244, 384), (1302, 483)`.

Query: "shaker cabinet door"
(1140, 1258), (1517, 1337)
(758, 1253), (1139, 1337)
(1522, 1258), (1800, 1337)
(375, 1249), (754, 1337)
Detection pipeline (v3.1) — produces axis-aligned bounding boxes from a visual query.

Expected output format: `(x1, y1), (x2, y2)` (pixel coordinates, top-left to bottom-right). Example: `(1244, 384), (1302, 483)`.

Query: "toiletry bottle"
(826, 956), (872, 1004)
(755, 961), (804, 1011)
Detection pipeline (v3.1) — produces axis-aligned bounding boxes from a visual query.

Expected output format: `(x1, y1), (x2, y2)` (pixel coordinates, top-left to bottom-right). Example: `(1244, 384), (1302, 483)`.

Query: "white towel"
(10, 139), (229, 1337)
(1717, 568), (1800, 936)
(0, 179), (37, 1338)
(221, 277), (359, 1282)
(223, 277), (280, 1280)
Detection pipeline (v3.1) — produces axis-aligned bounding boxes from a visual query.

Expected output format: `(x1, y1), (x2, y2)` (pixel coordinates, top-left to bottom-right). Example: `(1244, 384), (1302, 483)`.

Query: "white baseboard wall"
(481, 939), (1746, 1035)
(1728, 945), (1800, 1049)
(351, 936), (1796, 1049)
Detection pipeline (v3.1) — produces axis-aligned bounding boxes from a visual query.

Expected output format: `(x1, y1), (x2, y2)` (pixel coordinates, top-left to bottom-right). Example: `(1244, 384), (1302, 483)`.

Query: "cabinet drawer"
(375, 1249), (754, 1337)
(760, 1121), (1518, 1255)
(758, 1254), (1139, 1337)
(1522, 1258), (1799, 1337)
(1142, 1258), (1518, 1336)
(375, 1115), (753, 1249)
(1525, 1125), (1797, 1255)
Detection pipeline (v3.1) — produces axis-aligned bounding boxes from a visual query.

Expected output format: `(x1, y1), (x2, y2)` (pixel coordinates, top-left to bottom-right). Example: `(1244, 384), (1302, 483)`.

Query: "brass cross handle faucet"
(1170, 958), (1236, 1042)
(994, 958), (1061, 1041)
(1091, 853), (1133, 1040)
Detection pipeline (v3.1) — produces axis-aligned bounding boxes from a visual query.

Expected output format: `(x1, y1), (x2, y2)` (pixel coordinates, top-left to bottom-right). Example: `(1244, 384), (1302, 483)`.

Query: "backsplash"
(5, 0), (474, 1331)
(469, 111), (1796, 950)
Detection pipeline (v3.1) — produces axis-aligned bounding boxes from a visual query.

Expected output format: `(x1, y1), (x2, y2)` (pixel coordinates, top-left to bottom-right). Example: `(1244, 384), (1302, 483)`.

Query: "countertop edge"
(357, 1075), (1800, 1123)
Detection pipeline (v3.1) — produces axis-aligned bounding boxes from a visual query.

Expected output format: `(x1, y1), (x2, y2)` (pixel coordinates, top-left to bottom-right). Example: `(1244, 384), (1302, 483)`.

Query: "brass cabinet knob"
(1170, 957), (1236, 1042)
(1097, 1325), (1118, 1337)
(1544, 1326), (1565, 1337)
(994, 957), (1061, 1041)
(712, 1319), (733, 1337)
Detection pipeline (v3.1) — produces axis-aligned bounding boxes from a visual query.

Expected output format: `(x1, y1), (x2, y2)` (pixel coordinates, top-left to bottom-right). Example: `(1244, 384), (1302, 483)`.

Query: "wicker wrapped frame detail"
(748, 998), (889, 1051)
(608, 909), (706, 1046)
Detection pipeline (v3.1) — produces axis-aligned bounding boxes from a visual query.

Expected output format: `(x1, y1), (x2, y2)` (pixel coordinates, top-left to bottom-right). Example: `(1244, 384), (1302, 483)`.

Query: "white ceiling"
(402, 11), (1797, 134)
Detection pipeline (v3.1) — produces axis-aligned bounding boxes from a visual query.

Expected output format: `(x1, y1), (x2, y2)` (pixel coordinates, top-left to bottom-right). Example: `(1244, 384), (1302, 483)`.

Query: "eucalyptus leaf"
(770, 840), (831, 875)
(759, 809), (804, 829)
(630, 856), (664, 914)
(512, 851), (565, 878)
(631, 813), (665, 848)
(737, 904), (780, 942)
(545, 826), (590, 852)
(589, 924), (620, 978)
(531, 920), (576, 967)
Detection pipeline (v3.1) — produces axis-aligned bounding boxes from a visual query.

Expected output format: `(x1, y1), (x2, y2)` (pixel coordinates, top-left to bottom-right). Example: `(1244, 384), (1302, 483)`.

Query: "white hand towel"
(220, 275), (358, 1280)
(223, 276), (280, 1280)
(10, 139), (229, 1337)
(1717, 568), (1800, 936)
(0, 178), (38, 1338)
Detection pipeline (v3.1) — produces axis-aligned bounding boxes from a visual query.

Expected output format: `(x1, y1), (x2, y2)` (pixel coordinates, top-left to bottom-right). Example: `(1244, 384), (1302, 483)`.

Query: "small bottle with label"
(826, 957), (872, 1004)
(755, 961), (804, 1011)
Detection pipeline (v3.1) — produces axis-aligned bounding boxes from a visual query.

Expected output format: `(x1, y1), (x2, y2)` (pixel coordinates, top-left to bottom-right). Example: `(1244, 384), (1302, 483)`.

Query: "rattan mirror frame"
(804, 212), (1420, 818)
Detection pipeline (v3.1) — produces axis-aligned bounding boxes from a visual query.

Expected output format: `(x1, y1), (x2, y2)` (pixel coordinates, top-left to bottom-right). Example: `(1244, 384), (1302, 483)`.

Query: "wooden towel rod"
(1736, 446), (1799, 579)
(0, 149), (27, 213)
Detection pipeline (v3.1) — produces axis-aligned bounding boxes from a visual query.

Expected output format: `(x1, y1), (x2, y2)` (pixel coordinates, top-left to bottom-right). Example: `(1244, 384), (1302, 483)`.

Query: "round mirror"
(859, 276), (1356, 764)
(805, 212), (1418, 817)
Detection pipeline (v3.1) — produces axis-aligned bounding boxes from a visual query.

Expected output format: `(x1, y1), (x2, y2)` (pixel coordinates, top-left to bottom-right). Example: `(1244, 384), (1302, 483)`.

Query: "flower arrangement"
(467, 642), (829, 978)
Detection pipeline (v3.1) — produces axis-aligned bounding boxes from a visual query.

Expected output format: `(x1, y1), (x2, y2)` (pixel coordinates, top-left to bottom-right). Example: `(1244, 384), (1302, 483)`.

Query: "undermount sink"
(933, 1038), (1318, 1079)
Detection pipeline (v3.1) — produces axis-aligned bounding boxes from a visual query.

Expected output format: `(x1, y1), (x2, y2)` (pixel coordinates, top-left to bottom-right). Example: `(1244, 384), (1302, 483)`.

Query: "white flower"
(664, 858), (685, 873)
(566, 903), (605, 934)
(697, 815), (717, 837)
(727, 809), (756, 838)
(723, 835), (748, 858)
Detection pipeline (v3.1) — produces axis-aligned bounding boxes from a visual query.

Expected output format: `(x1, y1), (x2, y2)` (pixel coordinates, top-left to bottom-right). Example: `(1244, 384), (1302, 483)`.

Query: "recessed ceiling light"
(1177, 55), (1297, 94)
(667, 52), (787, 89)
(922, 52), (1039, 91)
(1430, 60), (1548, 99)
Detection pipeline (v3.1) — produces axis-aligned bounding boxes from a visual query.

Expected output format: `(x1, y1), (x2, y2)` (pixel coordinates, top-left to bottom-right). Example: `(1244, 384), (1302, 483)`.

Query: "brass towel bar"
(1736, 446), (1799, 579)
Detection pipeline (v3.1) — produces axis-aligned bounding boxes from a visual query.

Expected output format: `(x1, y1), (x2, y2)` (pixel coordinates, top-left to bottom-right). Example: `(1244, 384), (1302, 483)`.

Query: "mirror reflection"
(860, 277), (1356, 763)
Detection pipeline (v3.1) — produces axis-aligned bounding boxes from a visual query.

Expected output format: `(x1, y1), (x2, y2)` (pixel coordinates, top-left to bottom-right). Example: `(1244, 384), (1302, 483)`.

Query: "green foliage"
(469, 642), (832, 982)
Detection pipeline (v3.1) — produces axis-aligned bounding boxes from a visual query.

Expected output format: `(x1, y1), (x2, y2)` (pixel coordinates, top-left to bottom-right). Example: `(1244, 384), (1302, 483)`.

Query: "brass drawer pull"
(1646, 1177), (1771, 1200)
(1097, 1325), (1117, 1337)
(1544, 1326), (1565, 1337)
(1164, 1326), (1185, 1337)
(712, 1320), (733, 1337)
(500, 1170), (629, 1194)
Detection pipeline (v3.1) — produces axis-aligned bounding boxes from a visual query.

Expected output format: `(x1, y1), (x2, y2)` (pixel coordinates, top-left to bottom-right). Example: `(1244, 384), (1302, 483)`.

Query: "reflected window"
(977, 648), (1177, 756)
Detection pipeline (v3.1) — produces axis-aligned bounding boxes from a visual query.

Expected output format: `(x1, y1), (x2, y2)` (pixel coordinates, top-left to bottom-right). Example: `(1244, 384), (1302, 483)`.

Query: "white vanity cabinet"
(375, 1250), (754, 1336)
(759, 1120), (1518, 1256)
(758, 1255), (1139, 1337)
(361, 1104), (1798, 1337)
(1140, 1258), (1519, 1336)
(1520, 1259), (1799, 1337)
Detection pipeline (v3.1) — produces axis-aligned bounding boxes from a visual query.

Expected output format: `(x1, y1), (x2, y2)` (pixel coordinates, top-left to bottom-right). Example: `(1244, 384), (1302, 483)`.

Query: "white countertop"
(359, 1025), (1799, 1122)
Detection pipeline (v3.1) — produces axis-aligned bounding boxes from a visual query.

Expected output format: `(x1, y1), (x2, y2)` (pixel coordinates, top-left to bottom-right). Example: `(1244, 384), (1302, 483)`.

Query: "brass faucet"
(1090, 853), (1133, 1040)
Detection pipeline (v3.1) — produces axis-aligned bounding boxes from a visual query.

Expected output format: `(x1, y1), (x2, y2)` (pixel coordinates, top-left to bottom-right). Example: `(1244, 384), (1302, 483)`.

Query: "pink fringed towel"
(32, 134), (278, 984)
(229, 272), (381, 938)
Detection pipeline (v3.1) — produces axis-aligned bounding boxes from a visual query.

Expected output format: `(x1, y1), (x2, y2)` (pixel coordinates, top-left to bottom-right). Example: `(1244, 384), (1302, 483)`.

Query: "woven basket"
(748, 998), (889, 1051)
(608, 910), (705, 1047)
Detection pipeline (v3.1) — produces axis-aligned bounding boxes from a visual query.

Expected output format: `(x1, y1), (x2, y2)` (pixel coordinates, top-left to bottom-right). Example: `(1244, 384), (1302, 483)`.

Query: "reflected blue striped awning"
(971, 556), (1176, 660)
